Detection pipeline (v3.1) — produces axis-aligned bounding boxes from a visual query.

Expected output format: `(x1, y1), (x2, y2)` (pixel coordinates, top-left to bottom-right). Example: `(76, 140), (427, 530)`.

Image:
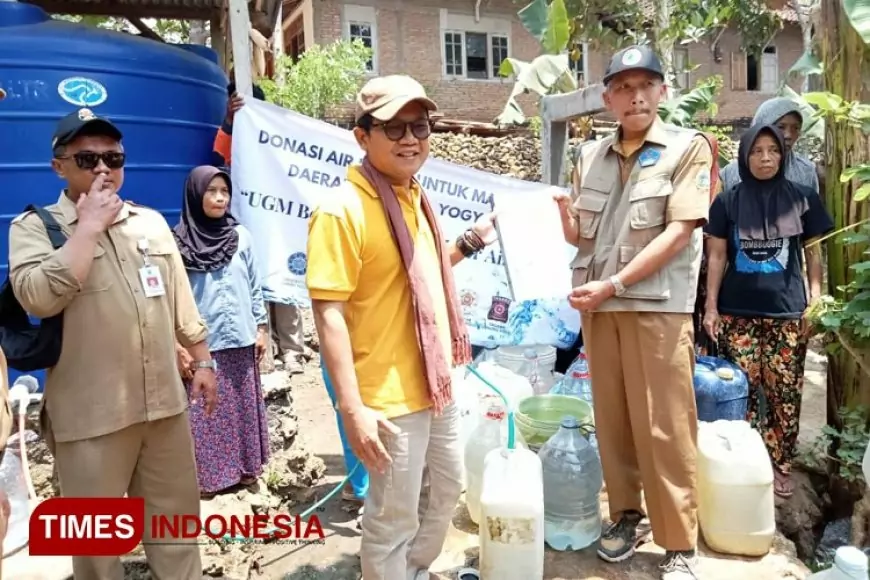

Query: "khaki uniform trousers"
(46, 411), (202, 580)
(582, 311), (699, 551)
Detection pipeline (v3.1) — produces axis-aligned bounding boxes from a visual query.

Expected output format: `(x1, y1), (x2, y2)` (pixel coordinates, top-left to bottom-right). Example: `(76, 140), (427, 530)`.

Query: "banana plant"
(496, 0), (722, 129)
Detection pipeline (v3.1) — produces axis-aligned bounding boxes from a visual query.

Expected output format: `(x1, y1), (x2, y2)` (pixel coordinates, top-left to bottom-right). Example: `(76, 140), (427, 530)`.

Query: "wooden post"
(211, 13), (226, 69)
(228, 0), (253, 96)
(539, 84), (606, 186)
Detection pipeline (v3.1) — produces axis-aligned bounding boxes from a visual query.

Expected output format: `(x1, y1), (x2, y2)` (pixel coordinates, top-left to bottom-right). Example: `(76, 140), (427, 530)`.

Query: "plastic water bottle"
(517, 349), (552, 395)
(550, 350), (594, 406)
(539, 415), (603, 551)
(0, 450), (30, 556)
(807, 546), (868, 579)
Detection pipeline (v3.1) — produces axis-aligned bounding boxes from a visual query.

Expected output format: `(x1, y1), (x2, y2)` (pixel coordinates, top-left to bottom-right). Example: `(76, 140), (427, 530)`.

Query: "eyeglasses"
(372, 119), (432, 142)
(57, 151), (126, 170)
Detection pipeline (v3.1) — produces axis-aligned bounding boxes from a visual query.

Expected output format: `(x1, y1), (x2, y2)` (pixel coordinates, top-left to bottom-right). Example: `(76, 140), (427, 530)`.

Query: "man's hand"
(189, 368), (217, 415)
(76, 174), (122, 233)
(703, 308), (721, 341)
(225, 92), (245, 126)
(470, 212), (498, 246)
(255, 327), (268, 363)
(568, 280), (615, 312)
(553, 191), (572, 216)
(341, 405), (400, 475)
(175, 344), (194, 380)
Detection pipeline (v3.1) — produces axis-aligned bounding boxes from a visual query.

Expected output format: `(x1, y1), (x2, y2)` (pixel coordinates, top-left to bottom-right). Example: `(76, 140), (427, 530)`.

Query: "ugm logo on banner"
(230, 100), (579, 348)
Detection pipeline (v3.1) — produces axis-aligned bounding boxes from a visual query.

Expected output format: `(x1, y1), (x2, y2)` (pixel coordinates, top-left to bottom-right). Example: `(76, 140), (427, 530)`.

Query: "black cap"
(52, 108), (123, 150)
(603, 45), (664, 85)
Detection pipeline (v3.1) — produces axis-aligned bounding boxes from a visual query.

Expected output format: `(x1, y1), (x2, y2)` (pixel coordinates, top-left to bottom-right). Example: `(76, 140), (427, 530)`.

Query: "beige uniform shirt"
(8, 193), (208, 443)
(570, 119), (713, 313)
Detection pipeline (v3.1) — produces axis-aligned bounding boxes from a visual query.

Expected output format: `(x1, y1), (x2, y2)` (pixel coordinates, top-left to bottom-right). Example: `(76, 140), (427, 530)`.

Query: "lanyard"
(137, 238), (152, 266)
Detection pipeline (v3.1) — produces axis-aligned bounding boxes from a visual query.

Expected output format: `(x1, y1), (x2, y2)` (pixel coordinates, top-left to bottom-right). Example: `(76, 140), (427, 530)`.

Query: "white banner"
(230, 100), (580, 348)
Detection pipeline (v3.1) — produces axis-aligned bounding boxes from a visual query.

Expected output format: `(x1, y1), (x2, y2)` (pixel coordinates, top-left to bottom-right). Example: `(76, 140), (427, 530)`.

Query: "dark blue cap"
(603, 45), (665, 85)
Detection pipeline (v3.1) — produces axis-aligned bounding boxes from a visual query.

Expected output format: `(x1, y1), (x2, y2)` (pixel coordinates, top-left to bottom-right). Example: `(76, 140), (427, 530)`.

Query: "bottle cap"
(484, 401), (505, 420)
(715, 367), (734, 381)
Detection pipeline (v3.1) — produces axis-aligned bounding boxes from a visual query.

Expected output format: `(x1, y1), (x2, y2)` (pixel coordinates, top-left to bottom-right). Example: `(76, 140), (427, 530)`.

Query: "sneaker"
(596, 510), (649, 563)
(659, 550), (700, 580)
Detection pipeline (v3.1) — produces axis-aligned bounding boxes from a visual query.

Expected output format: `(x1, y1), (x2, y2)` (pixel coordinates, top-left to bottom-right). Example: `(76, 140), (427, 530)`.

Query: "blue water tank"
(0, 3), (228, 390)
(694, 355), (750, 422)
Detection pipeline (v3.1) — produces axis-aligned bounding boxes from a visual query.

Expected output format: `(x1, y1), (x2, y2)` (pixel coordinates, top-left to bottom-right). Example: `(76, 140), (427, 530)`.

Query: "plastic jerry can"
(478, 446), (544, 580)
(697, 420), (775, 557)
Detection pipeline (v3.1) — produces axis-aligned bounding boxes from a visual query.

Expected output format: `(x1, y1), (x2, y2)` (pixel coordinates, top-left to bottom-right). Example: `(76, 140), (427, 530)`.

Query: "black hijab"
(173, 165), (239, 272)
(733, 123), (808, 240)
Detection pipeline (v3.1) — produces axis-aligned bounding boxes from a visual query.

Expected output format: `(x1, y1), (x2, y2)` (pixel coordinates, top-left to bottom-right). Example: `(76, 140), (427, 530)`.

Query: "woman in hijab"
(173, 165), (270, 499)
(720, 97), (820, 194)
(703, 125), (832, 498)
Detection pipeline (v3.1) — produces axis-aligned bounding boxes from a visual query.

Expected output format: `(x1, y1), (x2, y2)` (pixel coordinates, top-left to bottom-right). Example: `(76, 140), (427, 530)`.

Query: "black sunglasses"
(372, 119), (432, 142)
(58, 151), (126, 170)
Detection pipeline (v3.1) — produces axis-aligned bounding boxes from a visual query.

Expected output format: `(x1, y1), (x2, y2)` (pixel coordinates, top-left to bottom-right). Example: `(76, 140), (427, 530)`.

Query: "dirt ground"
(253, 325), (829, 580)
(3, 312), (828, 580)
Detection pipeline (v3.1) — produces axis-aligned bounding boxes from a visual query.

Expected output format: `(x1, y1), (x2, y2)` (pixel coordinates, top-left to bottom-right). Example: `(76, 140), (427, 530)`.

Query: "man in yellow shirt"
(306, 75), (496, 580)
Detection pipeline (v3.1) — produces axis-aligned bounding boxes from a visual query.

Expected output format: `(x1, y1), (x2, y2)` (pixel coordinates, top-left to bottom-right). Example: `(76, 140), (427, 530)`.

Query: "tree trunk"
(820, 0), (870, 425)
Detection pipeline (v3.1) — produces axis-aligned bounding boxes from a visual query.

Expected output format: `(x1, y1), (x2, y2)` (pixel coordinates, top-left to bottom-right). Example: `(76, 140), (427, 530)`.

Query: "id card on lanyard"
(137, 238), (166, 298)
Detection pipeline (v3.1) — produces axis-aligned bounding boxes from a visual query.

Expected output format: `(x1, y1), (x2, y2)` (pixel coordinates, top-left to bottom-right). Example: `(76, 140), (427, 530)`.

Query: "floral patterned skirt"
(186, 345), (270, 493)
(717, 315), (808, 473)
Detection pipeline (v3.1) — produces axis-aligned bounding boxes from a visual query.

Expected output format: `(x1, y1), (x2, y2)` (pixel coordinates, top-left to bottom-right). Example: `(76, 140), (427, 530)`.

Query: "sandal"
(240, 476), (257, 486)
(773, 470), (794, 498)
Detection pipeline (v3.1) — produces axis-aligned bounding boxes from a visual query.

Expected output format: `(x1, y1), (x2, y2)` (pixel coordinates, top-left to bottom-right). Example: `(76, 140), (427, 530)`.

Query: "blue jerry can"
(693, 356), (749, 422)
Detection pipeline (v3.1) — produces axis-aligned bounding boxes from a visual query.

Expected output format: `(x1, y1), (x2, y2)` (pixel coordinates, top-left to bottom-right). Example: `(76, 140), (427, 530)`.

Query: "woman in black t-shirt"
(703, 124), (832, 499)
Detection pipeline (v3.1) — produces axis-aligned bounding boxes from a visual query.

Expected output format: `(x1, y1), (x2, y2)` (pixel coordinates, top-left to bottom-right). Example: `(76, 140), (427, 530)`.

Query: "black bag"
(0, 205), (67, 372)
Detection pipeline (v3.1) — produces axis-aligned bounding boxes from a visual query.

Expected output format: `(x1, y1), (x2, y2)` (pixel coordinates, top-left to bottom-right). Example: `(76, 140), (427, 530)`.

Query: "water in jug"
(694, 356), (749, 422)
(479, 445), (544, 580)
(807, 546), (868, 579)
(697, 420), (775, 557)
(465, 400), (528, 525)
(539, 415), (602, 550)
(0, 450), (30, 556)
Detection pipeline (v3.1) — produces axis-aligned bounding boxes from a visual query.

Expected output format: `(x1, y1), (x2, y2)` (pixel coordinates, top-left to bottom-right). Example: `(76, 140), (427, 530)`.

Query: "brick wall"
(315, 0), (540, 122)
(315, 0), (804, 124)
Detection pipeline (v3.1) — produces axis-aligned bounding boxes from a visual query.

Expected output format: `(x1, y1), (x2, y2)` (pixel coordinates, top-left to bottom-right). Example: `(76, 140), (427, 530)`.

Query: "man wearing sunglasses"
(7, 108), (216, 580)
(306, 75), (497, 579)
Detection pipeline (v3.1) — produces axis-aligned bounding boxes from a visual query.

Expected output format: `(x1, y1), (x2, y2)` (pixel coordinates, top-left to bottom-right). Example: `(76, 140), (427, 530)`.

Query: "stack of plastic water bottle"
(550, 348), (594, 406)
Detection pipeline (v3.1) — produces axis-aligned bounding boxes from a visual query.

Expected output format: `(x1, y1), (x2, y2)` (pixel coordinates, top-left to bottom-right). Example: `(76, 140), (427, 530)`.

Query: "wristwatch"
(194, 360), (217, 372)
(609, 275), (627, 297)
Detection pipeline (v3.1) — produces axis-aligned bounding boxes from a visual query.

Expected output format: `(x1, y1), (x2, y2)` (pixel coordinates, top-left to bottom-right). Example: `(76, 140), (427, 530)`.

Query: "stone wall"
(428, 133), (542, 182)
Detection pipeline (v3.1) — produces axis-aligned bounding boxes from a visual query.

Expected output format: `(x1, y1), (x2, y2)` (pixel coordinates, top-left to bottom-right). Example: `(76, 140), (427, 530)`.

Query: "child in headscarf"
(173, 165), (271, 498)
(704, 124), (832, 498)
(720, 97), (820, 194)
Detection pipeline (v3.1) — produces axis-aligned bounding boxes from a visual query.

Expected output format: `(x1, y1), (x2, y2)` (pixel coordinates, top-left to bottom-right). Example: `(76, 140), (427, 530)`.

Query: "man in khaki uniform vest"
(8, 109), (217, 580)
(556, 45), (712, 580)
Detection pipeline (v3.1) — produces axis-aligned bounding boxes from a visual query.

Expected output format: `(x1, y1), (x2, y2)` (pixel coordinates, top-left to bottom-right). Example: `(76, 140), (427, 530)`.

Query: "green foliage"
(799, 406), (870, 483)
(843, 0), (870, 45)
(658, 75), (721, 127)
(52, 14), (197, 44)
(699, 123), (735, 167)
(259, 39), (371, 120)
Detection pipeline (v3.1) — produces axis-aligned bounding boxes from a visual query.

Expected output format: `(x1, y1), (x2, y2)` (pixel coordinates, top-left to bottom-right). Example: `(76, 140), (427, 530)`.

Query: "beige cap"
(355, 75), (438, 122)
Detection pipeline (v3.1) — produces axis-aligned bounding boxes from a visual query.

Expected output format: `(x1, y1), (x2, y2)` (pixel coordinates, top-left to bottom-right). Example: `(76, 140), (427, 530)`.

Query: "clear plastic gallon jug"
(539, 416), (602, 550)
(479, 446), (544, 580)
(0, 450), (30, 556)
(453, 365), (480, 491)
(466, 361), (534, 412)
(465, 401), (527, 525)
(697, 420), (775, 557)
(807, 546), (868, 579)
(496, 345), (556, 375)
